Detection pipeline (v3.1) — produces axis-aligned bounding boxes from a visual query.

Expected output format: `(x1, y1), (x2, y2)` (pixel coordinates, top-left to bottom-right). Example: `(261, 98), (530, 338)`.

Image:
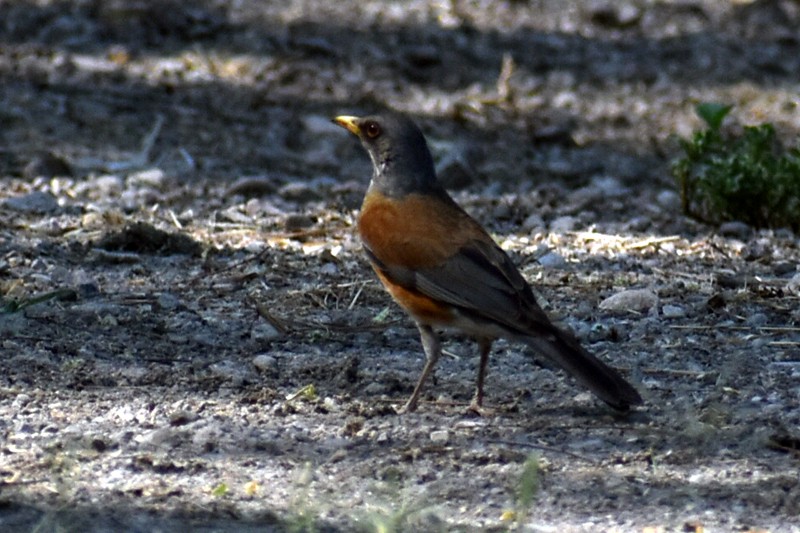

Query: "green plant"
(501, 453), (541, 529)
(672, 103), (800, 231)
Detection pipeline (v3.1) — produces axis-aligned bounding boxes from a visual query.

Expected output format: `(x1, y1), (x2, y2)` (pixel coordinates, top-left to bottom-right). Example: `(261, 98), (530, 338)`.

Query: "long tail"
(523, 328), (642, 411)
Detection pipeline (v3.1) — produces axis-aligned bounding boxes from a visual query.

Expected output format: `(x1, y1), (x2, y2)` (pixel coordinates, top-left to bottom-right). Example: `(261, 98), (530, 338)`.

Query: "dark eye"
(365, 121), (381, 139)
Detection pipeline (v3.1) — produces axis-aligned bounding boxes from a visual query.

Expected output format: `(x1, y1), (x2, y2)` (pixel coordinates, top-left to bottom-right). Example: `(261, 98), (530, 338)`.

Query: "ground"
(1, 1), (800, 531)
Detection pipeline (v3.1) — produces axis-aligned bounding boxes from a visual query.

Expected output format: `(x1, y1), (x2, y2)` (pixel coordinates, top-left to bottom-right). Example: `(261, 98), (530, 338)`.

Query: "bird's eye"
(365, 122), (381, 139)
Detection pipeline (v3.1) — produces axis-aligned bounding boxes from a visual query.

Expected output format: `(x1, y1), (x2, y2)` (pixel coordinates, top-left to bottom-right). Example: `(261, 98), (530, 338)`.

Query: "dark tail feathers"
(523, 328), (642, 411)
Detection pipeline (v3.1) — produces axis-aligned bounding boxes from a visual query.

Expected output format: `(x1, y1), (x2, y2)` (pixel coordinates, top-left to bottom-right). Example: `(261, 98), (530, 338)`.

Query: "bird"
(333, 112), (643, 414)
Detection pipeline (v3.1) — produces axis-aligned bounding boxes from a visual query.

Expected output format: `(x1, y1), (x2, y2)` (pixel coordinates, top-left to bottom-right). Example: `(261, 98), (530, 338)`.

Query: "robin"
(333, 113), (642, 413)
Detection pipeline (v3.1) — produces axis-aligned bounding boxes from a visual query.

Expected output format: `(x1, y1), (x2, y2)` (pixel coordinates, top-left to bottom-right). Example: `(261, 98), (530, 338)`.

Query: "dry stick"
(640, 367), (712, 377)
(670, 325), (800, 332)
(485, 439), (595, 463)
(623, 235), (681, 250)
(347, 282), (367, 310)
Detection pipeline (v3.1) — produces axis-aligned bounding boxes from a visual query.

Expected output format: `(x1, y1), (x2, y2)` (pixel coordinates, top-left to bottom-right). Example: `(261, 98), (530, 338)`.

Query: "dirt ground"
(1, 1), (800, 531)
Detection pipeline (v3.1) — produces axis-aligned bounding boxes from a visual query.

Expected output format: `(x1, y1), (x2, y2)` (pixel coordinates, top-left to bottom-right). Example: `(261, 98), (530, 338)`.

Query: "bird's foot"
(395, 398), (419, 414)
(467, 399), (495, 417)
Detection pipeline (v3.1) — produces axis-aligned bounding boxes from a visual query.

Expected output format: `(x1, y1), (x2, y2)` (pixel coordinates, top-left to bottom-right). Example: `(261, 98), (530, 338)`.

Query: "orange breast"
(357, 189), (490, 325)
(372, 267), (455, 325)
(357, 190), (487, 269)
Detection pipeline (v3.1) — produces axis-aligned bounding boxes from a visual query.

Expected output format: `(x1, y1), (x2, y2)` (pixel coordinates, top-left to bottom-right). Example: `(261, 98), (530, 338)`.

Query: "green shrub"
(672, 103), (800, 231)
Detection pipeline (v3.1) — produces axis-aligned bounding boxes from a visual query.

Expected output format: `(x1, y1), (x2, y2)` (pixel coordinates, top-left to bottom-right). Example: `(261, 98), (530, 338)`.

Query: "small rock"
(225, 176), (276, 198)
(787, 272), (800, 296)
(3, 191), (59, 214)
(192, 423), (221, 452)
(23, 153), (72, 179)
(521, 213), (545, 232)
(127, 168), (166, 188)
(599, 288), (659, 313)
(430, 430), (449, 443)
(252, 354), (277, 371)
(662, 304), (686, 318)
(405, 44), (440, 68)
(293, 36), (335, 56)
(209, 359), (255, 385)
(773, 261), (796, 277)
(550, 215), (577, 233)
(746, 313), (768, 327)
(169, 410), (199, 426)
(590, 175), (629, 198)
(279, 182), (320, 202)
(492, 202), (512, 220)
(589, 1), (642, 28)
(656, 189), (681, 211)
(625, 216), (651, 232)
(284, 214), (316, 231)
(319, 262), (338, 275)
(537, 252), (567, 269)
(251, 322), (281, 342)
(219, 206), (252, 224)
(85, 174), (124, 196)
(719, 221), (751, 240)
(137, 426), (185, 448)
(157, 292), (181, 310)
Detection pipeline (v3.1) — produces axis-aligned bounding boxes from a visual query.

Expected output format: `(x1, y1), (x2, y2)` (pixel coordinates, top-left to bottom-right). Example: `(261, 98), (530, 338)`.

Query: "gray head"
(334, 113), (443, 197)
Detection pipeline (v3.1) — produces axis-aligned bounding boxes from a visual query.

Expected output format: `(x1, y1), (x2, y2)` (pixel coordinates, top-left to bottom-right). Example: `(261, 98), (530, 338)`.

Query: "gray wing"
(368, 238), (554, 336)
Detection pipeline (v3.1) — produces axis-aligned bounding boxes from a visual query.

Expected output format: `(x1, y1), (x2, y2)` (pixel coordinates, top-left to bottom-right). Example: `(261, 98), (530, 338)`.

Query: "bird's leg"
(468, 338), (493, 416)
(399, 324), (441, 413)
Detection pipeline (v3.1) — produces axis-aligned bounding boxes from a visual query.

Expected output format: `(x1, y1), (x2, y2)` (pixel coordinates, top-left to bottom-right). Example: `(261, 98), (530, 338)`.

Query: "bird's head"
(333, 113), (440, 197)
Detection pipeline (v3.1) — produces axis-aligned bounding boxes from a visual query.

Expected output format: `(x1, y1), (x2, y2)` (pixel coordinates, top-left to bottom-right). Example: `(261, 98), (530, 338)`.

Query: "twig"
(640, 367), (713, 377)
(347, 282), (366, 310)
(485, 439), (595, 463)
(670, 324), (800, 332)
(623, 235), (681, 250)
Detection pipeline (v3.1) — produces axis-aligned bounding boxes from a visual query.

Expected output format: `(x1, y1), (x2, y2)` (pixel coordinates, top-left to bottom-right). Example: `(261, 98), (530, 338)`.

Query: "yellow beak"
(333, 115), (362, 136)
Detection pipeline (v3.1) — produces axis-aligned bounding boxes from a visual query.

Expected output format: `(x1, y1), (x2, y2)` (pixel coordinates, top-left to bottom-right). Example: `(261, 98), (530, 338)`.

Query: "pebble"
(250, 322), (281, 342)
(599, 288), (659, 313)
(492, 202), (512, 220)
(404, 44), (441, 68)
(656, 189), (681, 211)
(3, 191), (60, 213)
(786, 272), (800, 296)
(284, 214), (316, 231)
(225, 176), (276, 198)
(137, 426), (184, 448)
(773, 261), (796, 277)
(746, 313), (768, 327)
(279, 182), (321, 202)
(521, 213), (545, 232)
(625, 216), (651, 232)
(85, 174), (124, 196)
(430, 430), (449, 443)
(537, 252), (567, 269)
(127, 168), (166, 188)
(549, 215), (577, 233)
(590, 1), (642, 28)
(719, 221), (751, 240)
(252, 354), (278, 371)
(23, 153), (72, 179)
(157, 292), (181, 310)
(209, 359), (255, 385)
(319, 262), (339, 275)
(661, 304), (686, 318)
(169, 410), (199, 426)
(590, 175), (629, 197)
